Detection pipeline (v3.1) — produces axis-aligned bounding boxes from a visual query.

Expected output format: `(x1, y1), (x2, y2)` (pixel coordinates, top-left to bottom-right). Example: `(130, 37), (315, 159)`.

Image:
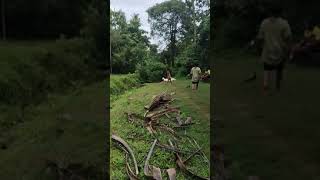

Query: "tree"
(110, 9), (150, 74)
(147, 0), (187, 67)
(81, 0), (108, 69)
(1, 0), (6, 40)
(173, 0), (209, 73)
(111, 10), (127, 31)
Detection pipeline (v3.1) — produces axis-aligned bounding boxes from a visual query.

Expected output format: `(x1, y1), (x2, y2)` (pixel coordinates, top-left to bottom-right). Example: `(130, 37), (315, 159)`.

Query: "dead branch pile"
(114, 92), (210, 179)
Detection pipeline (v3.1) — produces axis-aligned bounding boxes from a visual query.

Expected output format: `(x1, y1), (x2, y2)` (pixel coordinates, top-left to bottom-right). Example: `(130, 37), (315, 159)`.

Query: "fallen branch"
(183, 147), (202, 163)
(146, 108), (180, 120)
(176, 115), (183, 126)
(145, 93), (173, 112)
(156, 125), (180, 138)
(173, 123), (195, 129)
(155, 142), (197, 155)
(112, 134), (139, 176)
(144, 139), (158, 177)
(168, 139), (210, 180)
(125, 154), (139, 180)
(125, 112), (144, 123)
(193, 138), (209, 164)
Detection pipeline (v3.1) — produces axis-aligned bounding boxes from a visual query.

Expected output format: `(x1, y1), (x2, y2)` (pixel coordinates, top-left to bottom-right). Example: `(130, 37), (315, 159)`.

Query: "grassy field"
(110, 76), (210, 179)
(214, 50), (320, 180)
(0, 81), (106, 179)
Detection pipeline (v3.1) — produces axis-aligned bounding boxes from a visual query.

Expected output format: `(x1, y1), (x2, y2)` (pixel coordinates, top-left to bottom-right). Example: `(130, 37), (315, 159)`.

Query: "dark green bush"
(136, 61), (166, 83)
(110, 74), (141, 96)
(0, 39), (95, 108)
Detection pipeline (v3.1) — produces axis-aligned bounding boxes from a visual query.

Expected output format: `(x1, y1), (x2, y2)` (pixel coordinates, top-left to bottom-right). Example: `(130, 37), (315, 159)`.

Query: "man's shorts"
(263, 62), (284, 71)
(192, 81), (199, 84)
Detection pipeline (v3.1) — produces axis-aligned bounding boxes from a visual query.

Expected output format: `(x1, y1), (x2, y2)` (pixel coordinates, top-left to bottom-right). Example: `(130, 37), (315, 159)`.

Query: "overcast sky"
(110, 0), (167, 46)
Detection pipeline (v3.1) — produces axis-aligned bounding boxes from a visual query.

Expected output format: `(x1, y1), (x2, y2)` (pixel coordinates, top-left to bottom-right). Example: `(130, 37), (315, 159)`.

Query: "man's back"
(191, 67), (201, 82)
(258, 17), (292, 65)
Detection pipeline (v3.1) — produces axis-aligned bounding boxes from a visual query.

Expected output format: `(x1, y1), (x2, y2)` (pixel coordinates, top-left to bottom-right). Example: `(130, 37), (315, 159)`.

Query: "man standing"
(254, 4), (292, 95)
(189, 63), (201, 91)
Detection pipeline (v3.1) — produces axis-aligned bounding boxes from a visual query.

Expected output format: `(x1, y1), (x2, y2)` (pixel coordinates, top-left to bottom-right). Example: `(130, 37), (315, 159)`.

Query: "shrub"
(110, 74), (141, 96)
(136, 60), (166, 83)
(0, 39), (95, 108)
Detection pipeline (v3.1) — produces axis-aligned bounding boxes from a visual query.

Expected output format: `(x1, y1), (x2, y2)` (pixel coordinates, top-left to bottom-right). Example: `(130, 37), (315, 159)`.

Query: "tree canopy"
(111, 0), (210, 78)
(0, 0), (95, 39)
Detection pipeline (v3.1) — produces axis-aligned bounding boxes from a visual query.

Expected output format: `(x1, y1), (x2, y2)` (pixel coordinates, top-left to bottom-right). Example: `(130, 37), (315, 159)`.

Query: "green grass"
(110, 78), (210, 179)
(0, 81), (106, 179)
(214, 50), (320, 180)
(110, 74), (141, 100)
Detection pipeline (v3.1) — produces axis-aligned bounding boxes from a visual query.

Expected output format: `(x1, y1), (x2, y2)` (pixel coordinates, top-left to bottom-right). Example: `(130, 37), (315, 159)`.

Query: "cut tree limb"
(125, 154), (139, 180)
(193, 138), (209, 164)
(112, 134), (139, 175)
(144, 139), (158, 177)
(168, 139), (210, 180)
(155, 142), (197, 155)
(145, 93), (173, 112)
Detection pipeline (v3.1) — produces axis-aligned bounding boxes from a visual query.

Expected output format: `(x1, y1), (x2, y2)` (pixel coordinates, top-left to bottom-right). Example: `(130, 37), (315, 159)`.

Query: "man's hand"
(250, 40), (255, 47)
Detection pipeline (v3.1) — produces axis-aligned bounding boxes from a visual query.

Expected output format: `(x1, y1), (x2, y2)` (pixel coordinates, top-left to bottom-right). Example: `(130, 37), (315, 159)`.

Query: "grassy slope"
(0, 82), (106, 179)
(110, 74), (141, 100)
(110, 78), (210, 179)
(214, 51), (320, 180)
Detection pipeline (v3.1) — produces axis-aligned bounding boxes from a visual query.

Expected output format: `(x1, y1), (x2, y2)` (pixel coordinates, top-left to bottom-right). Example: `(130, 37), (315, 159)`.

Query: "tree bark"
(192, 0), (197, 43)
(1, 0), (6, 40)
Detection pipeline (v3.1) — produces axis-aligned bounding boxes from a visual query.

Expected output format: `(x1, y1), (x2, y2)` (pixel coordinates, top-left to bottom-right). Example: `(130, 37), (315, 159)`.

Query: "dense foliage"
(0, 0), (107, 128)
(0, 0), (107, 69)
(110, 74), (141, 98)
(0, 40), (95, 125)
(1, 0), (88, 38)
(111, 0), (210, 80)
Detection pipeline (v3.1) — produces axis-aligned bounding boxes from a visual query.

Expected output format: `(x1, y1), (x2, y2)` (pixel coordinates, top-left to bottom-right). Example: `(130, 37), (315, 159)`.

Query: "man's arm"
(283, 20), (292, 42)
(283, 20), (293, 59)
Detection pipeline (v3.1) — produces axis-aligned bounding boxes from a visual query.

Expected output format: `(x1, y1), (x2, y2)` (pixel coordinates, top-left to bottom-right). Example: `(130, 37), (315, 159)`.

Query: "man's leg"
(196, 81), (199, 90)
(263, 63), (277, 93)
(276, 63), (284, 91)
(263, 70), (271, 89)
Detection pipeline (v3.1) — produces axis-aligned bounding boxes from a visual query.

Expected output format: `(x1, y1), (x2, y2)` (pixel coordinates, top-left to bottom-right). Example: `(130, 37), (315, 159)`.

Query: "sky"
(110, 0), (167, 47)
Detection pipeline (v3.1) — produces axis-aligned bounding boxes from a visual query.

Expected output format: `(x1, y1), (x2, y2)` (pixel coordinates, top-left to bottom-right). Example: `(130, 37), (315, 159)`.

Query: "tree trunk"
(192, 0), (197, 43)
(170, 33), (175, 67)
(110, 45), (112, 74)
(1, 0), (6, 40)
(172, 31), (176, 67)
